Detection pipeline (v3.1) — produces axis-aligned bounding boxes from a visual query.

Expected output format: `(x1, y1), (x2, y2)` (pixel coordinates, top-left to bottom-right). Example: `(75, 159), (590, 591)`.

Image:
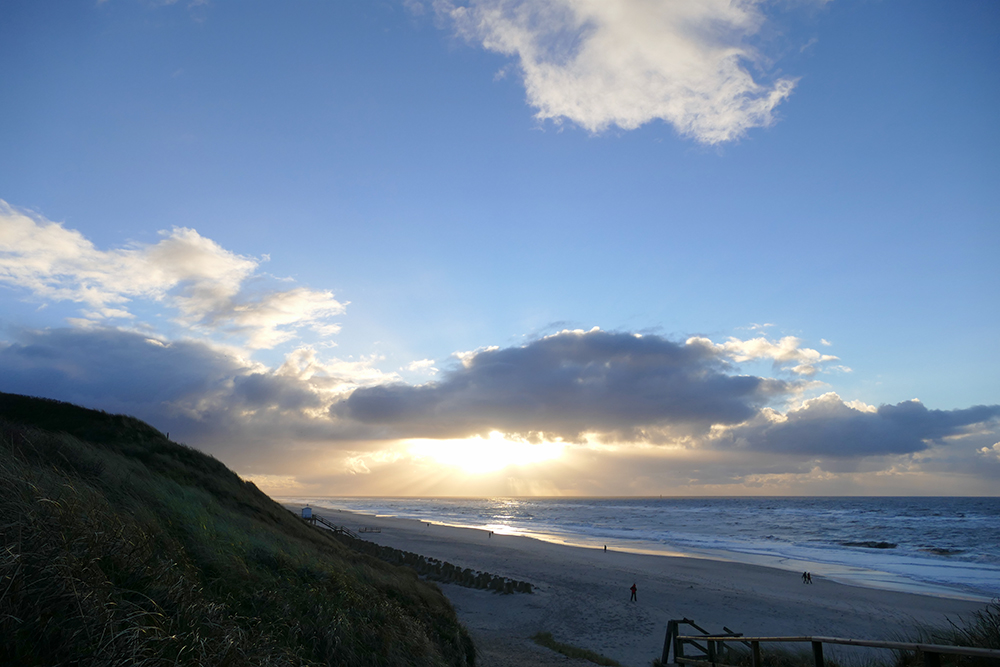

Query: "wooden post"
(752, 641), (761, 667)
(663, 621), (677, 664)
(923, 651), (940, 667)
(812, 641), (824, 667)
(708, 639), (716, 666)
(675, 630), (685, 664)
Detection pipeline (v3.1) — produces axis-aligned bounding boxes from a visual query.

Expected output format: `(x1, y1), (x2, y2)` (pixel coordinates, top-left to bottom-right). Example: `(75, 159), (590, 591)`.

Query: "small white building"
(302, 506), (312, 519)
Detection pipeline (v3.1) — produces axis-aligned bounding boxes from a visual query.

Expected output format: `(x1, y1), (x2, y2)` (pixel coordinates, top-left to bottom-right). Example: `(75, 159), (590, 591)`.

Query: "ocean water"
(284, 496), (1000, 600)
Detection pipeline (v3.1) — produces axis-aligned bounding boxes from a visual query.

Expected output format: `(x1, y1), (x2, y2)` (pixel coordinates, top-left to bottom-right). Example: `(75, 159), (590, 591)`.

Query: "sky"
(1, 0), (998, 497)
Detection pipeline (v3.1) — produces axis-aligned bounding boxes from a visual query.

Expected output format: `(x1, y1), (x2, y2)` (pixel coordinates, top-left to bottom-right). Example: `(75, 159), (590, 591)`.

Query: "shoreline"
(282, 498), (995, 603)
(284, 503), (991, 667)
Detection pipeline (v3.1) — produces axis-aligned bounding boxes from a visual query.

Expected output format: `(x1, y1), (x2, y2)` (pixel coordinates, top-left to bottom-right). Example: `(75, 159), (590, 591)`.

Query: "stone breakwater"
(333, 533), (534, 594)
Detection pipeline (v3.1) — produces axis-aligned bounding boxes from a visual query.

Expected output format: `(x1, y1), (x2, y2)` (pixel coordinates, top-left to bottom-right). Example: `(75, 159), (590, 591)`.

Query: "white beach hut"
(301, 506), (312, 519)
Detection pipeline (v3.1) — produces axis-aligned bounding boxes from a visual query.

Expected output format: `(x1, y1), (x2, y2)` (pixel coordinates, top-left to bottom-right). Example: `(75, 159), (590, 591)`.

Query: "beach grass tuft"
(893, 600), (1000, 667)
(532, 631), (622, 666)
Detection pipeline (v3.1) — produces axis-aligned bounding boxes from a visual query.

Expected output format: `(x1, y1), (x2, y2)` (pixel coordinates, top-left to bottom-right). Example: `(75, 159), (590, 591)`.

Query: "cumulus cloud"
(1, 323), (998, 495)
(980, 442), (1000, 460)
(438, 0), (797, 143)
(722, 392), (1000, 457)
(687, 334), (844, 376)
(333, 328), (795, 440)
(0, 327), (395, 454)
(404, 359), (439, 375)
(0, 201), (344, 349)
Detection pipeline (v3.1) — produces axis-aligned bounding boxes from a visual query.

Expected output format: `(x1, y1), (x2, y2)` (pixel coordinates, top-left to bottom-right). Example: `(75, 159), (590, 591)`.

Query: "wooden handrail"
(675, 635), (1000, 659)
(304, 512), (360, 539)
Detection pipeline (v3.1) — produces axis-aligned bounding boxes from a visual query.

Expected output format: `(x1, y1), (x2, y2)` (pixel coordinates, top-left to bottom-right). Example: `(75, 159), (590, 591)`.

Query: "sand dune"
(288, 507), (987, 667)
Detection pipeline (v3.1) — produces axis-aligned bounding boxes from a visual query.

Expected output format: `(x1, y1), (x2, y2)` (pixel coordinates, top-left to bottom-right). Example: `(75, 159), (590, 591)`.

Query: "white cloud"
(0, 201), (344, 349)
(980, 442), (1000, 460)
(686, 334), (842, 376)
(438, 0), (797, 143)
(404, 358), (439, 374)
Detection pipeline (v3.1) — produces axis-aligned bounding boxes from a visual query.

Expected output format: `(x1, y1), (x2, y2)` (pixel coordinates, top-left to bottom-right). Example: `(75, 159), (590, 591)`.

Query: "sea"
(282, 496), (1000, 601)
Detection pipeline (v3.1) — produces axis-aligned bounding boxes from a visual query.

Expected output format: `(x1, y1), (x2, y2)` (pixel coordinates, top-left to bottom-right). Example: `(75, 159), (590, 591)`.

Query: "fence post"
(923, 651), (940, 667)
(812, 641), (824, 667)
(662, 621), (677, 664)
(752, 641), (761, 667)
(708, 639), (716, 666)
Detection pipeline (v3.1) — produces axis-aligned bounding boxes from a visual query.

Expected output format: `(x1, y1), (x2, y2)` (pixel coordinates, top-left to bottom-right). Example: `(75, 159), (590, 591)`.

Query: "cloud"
(0, 201), (345, 349)
(0, 327), (396, 456)
(723, 392), (1000, 457)
(1, 324), (997, 496)
(404, 358), (439, 375)
(438, 0), (797, 143)
(333, 328), (795, 440)
(687, 334), (843, 375)
(981, 443), (1000, 460)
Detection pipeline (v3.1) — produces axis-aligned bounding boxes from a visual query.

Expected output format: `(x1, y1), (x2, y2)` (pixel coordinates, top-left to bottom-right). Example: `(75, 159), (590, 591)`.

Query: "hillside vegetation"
(0, 392), (475, 666)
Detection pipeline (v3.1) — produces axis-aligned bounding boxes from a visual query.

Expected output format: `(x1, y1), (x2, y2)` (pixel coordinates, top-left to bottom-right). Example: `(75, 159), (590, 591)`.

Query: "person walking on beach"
(806, 572), (813, 584)
(802, 571), (808, 584)
(630, 583), (637, 602)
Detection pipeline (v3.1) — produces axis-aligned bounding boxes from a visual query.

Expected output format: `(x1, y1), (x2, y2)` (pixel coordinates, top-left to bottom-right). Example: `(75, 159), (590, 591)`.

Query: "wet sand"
(286, 506), (988, 667)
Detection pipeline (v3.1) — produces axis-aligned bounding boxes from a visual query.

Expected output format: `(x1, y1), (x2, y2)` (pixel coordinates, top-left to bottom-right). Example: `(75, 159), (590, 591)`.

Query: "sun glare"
(407, 432), (564, 474)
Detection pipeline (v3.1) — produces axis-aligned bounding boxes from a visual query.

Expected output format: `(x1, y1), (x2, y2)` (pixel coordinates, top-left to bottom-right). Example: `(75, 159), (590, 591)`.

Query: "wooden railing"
(665, 623), (1000, 667)
(663, 619), (746, 666)
(306, 513), (359, 539)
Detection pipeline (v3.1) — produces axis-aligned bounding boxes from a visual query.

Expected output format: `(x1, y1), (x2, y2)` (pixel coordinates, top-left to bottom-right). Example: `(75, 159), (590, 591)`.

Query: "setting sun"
(407, 432), (565, 474)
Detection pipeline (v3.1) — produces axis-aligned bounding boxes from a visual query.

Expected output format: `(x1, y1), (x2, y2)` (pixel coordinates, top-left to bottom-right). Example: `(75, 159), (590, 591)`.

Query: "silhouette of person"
(802, 571), (808, 584)
(806, 572), (813, 584)
(604, 545), (607, 552)
(630, 583), (637, 602)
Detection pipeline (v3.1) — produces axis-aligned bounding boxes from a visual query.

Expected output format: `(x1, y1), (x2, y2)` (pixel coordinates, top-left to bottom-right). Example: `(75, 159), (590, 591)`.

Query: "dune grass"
(531, 631), (622, 666)
(0, 392), (475, 666)
(893, 602), (1000, 667)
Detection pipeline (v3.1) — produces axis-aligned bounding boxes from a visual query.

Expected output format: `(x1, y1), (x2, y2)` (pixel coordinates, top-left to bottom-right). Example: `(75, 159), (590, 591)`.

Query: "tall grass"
(0, 392), (475, 666)
(893, 602), (1000, 667)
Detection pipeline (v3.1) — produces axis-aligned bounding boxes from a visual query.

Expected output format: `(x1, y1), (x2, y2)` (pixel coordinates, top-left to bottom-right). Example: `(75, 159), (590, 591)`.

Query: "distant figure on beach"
(802, 571), (808, 584)
(630, 583), (637, 602)
(604, 545), (607, 552)
(806, 572), (813, 584)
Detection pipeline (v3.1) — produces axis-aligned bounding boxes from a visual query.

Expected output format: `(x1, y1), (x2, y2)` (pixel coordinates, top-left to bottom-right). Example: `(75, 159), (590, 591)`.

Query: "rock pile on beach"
(334, 533), (534, 594)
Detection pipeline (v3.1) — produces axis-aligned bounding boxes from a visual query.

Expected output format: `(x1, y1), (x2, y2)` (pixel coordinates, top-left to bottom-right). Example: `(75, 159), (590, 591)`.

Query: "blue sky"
(1, 0), (998, 496)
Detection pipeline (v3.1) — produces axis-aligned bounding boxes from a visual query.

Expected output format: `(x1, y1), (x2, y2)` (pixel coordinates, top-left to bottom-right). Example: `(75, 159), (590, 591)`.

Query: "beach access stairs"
(303, 512), (359, 538)
(661, 619), (1000, 667)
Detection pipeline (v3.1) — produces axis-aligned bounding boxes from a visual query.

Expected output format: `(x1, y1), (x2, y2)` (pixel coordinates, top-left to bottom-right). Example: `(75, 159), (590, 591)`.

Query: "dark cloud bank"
(736, 395), (1000, 457)
(1, 327), (997, 470)
(334, 330), (791, 439)
(333, 329), (999, 458)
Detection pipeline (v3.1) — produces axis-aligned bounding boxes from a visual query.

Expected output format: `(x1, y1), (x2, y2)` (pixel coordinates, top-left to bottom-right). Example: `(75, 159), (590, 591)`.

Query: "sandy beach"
(286, 505), (989, 667)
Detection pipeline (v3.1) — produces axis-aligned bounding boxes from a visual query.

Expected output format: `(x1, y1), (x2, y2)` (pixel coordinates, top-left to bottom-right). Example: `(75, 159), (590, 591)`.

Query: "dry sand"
(287, 506), (988, 667)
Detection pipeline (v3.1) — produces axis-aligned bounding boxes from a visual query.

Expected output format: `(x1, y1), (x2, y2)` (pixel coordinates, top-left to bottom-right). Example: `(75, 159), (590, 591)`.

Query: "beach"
(285, 505), (989, 667)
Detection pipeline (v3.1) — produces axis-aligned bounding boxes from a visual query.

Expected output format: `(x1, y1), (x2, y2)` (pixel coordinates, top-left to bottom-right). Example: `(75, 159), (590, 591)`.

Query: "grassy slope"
(0, 392), (475, 666)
